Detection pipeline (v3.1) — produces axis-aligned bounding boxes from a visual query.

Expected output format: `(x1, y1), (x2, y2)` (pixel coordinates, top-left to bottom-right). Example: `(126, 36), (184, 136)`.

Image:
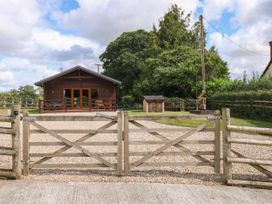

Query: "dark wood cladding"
(43, 69), (117, 111)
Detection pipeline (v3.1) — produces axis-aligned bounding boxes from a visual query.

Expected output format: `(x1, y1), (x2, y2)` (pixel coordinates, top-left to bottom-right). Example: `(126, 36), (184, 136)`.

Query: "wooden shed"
(143, 95), (165, 112)
(35, 65), (121, 112)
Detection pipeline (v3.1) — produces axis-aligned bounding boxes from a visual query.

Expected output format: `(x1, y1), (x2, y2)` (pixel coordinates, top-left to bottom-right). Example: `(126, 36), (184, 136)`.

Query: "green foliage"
(0, 85), (40, 99)
(100, 4), (230, 102)
(143, 46), (229, 98)
(208, 76), (272, 119)
(156, 4), (191, 49)
(100, 30), (160, 96)
(18, 85), (38, 99)
(121, 95), (135, 108)
(211, 90), (272, 101)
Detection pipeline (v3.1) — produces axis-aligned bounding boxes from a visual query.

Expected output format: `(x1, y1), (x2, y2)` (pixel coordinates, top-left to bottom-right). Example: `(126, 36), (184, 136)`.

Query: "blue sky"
(0, 0), (271, 91)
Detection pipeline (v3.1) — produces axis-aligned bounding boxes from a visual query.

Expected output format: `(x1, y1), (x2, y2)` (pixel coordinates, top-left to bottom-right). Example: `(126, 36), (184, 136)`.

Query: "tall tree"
(17, 85), (38, 99)
(156, 4), (192, 49)
(100, 4), (230, 103)
(100, 30), (159, 96)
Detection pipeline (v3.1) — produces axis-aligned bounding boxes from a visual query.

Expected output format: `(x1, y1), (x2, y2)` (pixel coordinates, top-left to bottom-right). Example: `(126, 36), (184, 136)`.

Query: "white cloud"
(0, 0), (41, 53)
(57, 0), (200, 45)
(207, 0), (272, 78)
(31, 28), (100, 51)
(0, 71), (13, 81)
(0, 57), (58, 90)
(202, 0), (234, 21)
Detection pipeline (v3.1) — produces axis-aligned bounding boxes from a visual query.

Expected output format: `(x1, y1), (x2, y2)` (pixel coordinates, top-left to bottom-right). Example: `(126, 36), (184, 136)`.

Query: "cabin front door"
(64, 88), (91, 110)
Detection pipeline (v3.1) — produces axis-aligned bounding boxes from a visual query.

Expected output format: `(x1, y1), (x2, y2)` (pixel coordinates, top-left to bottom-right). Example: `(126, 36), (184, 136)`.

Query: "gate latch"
(208, 115), (221, 121)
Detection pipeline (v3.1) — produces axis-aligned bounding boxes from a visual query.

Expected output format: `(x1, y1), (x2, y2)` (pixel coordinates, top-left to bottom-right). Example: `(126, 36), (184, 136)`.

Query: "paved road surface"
(0, 181), (271, 204)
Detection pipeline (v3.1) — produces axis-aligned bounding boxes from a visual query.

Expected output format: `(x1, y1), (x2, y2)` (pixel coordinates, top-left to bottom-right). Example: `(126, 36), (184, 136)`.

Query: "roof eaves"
(34, 65), (121, 86)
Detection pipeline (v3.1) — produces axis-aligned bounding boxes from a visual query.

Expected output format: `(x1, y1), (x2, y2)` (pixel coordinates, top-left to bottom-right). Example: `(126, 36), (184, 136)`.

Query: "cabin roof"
(144, 95), (165, 101)
(34, 65), (122, 86)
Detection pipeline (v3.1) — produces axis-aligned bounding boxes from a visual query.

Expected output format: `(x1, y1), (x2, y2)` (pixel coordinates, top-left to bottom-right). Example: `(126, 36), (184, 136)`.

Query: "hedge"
(207, 90), (272, 119)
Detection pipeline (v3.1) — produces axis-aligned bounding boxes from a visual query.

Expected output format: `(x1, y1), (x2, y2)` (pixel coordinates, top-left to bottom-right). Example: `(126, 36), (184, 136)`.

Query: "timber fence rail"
(22, 112), (123, 176)
(0, 105), (21, 179)
(222, 108), (272, 189)
(0, 97), (39, 109)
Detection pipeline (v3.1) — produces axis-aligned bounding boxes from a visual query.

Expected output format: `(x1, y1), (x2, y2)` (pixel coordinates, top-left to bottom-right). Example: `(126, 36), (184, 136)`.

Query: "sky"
(0, 0), (271, 91)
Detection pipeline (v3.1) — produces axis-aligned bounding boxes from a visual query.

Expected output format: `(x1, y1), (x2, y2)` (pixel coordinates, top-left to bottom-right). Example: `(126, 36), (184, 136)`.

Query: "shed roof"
(144, 95), (165, 101)
(34, 65), (122, 86)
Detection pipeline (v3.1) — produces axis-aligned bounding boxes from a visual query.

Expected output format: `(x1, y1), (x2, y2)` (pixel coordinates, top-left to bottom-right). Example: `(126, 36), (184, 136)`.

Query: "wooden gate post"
(214, 110), (221, 173)
(23, 111), (30, 176)
(11, 105), (21, 179)
(123, 111), (129, 175)
(117, 111), (123, 176)
(222, 108), (232, 184)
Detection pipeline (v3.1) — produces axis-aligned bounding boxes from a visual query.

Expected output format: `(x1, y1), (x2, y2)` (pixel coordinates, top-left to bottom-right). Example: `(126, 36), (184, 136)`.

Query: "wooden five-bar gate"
(22, 112), (123, 176)
(21, 112), (221, 176)
(123, 112), (221, 174)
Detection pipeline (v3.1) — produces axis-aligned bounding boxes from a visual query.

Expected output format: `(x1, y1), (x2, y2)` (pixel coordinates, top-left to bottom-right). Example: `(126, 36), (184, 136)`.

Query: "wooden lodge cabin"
(35, 65), (121, 112)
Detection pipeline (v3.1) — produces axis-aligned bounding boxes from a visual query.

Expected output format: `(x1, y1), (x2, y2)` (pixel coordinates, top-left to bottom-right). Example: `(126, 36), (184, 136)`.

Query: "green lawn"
(0, 109), (39, 115)
(159, 117), (272, 129)
(128, 109), (272, 128)
(128, 109), (190, 116)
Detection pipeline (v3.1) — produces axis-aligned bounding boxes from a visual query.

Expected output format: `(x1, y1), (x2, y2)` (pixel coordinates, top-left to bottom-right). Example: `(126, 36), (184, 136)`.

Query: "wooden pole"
(222, 108), (232, 184)
(214, 110), (221, 173)
(23, 111), (30, 176)
(3, 96), (6, 109)
(11, 105), (21, 179)
(117, 111), (123, 175)
(123, 111), (129, 175)
(200, 14), (205, 95)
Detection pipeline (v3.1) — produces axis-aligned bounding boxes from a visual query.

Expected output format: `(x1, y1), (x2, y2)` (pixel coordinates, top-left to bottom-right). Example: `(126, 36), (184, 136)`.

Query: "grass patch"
(159, 117), (272, 129)
(230, 117), (272, 128)
(128, 109), (272, 128)
(128, 109), (190, 116)
(159, 119), (214, 128)
(0, 109), (39, 115)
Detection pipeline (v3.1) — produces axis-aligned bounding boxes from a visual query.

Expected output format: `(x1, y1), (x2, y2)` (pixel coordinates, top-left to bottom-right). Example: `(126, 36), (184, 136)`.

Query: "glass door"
(91, 89), (98, 108)
(82, 89), (90, 108)
(64, 89), (72, 109)
(73, 89), (81, 109)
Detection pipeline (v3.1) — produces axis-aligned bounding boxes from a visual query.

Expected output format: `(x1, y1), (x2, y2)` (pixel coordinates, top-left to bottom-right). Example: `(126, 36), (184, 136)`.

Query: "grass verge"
(159, 117), (272, 129)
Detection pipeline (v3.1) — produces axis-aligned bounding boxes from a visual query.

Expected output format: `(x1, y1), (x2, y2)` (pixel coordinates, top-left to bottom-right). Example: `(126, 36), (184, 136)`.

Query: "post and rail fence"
(0, 105), (21, 179)
(0, 97), (39, 110)
(222, 108), (272, 189)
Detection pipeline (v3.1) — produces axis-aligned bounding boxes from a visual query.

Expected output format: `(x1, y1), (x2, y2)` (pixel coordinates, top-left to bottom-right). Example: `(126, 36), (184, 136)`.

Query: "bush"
(208, 90), (272, 119)
(121, 95), (135, 108)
